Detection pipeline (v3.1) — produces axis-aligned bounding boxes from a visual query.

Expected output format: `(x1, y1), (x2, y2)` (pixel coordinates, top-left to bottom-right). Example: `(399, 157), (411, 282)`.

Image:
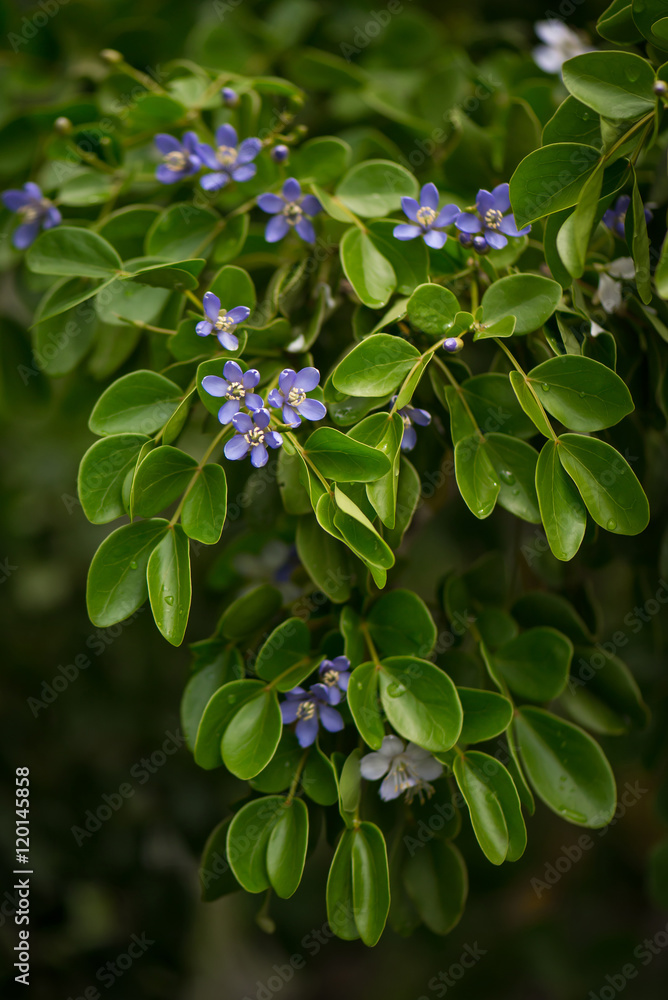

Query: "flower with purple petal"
(201, 360), (264, 424)
(257, 178), (322, 244)
(196, 124), (261, 191)
(196, 291), (250, 351)
(360, 735), (443, 803)
(602, 195), (653, 240)
(2, 182), (61, 250)
(221, 87), (240, 107)
(224, 408), (283, 468)
(280, 684), (345, 747)
(455, 183), (530, 251)
(318, 656), (351, 703)
(154, 132), (201, 184)
(393, 183), (459, 250)
(267, 367), (326, 427)
(389, 396), (431, 451)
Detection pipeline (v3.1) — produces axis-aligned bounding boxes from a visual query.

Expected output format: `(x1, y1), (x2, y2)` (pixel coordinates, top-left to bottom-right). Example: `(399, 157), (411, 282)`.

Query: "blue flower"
(221, 87), (240, 107)
(2, 182), (61, 249)
(455, 183), (530, 251)
(271, 144), (289, 163)
(280, 684), (345, 747)
(360, 735), (443, 803)
(196, 124), (261, 191)
(196, 291), (250, 351)
(224, 408), (283, 468)
(318, 656), (351, 703)
(393, 183), (459, 249)
(257, 178), (322, 244)
(201, 360), (264, 425)
(154, 132), (201, 184)
(603, 195), (653, 240)
(267, 367), (326, 427)
(390, 397), (431, 451)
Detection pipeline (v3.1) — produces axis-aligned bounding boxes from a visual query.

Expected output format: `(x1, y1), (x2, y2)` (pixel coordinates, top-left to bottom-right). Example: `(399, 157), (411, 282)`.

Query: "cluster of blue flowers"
(201, 350), (326, 467)
(280, 657), (350, 747)
(393, 181), (530, 254)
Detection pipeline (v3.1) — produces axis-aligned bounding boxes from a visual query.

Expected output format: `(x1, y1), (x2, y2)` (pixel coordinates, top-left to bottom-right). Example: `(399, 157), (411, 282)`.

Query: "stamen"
(484, 208), (503, 230)
(226, 380), (246, 400)
(416, 206), (437, 227)
(244, 427), (265, 447)
(321, 669), (339, 686)
(216, 145), (238, 166)
(283, 201), (303, 225)
(287, 387), (306, 406)
(164, 150), (189, 171)
(296, 700), (316, 719)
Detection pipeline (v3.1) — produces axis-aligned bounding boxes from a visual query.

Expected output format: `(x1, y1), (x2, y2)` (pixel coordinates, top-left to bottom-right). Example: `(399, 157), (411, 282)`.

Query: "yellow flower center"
(321, 669), (339, 686)
(227, 380), (245, 400)
(164, 150), (189, 171)
(484, 208), (503, 230)
(287, 387), (306, 406)
(216, 145), (237, 167)
(283, 202), (303, 225)
(296, 700), (316, 719)
(244, 427), (266, 447)
(215, 310), (236, 332)
(416, 206), (437, 227)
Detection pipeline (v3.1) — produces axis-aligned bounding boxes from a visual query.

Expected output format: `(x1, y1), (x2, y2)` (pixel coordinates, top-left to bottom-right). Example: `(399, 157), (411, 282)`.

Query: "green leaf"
(562, 51), (655, 120)
(542, 96), (603, 147)
(78, 434), (149, 524)
(122, 259), (203, 292)
(626, 168), (652, 304)
(293, 136), (352, 185)
(194, 679), (264, 770)
(254, 617), (312, 691)
(484, 433), (541, 523)
(302, 745), (339, 806)
(132, 445), (197, 517)
(407, 283), (460, 335)
(26, 226), (122, 277)
(97, 205), (162, 260)
(89, 370), (183, 436)
(181, 643), (243, 751)
(452, 373), (537, 441)
(226, 796), (284, 893)
(86, 518), (169, 627)
(295, 517), (352, 603)
(217, 584), (282, 641)
(508, 371), (555, 438)
(351, 823), (390, 946)
(512, 592), (595, 644)
(378, 656), (463, 752)
(347, 412), (403, 527)
(526, 355), (634, 431)
(332, 333), (421, 398)
(339, 748), (362, 818)
(453, 752), (526, 864)
(332, 486), (395, 572)
(146, 203), (221, 260)
(32, 292), (99, 375)
(326, 830), (359, 941)
(367, 589), (437, 657)
(266, 798), (309, 898)
(597, 0), (643, 43)
(181, 464), (227, 545)
(454, 435), (500, 519)
(304, 426), (391, 482)
(221, 689), (283, 779)
(510, 143), (600, 229)
(250, 730), (303, 794)
(340, 228), (396, 308)
(209, 263), (256, 311)
(147, 525), (191, 646)
(458, 688), (514, 744)
(491, 628), (573, 702)
(347, 662), (385, 749)
(402, 840), (468, 936)
(367, 221), (430, 296)
(536, 439), (587, 561)
(512, 706), (616, 827)
(335, 160), (418, 217)
(557, 434), (649, 535)
(386, 456), (421, 549)
(480, 274), (562, 335)
(562, 644), (648, 734)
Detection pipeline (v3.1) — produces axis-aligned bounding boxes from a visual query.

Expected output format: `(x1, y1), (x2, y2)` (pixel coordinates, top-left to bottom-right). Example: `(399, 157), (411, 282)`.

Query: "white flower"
(359, 735), (443, 803)
(597, 258), (635, 315)
(533, 20), (592, 75)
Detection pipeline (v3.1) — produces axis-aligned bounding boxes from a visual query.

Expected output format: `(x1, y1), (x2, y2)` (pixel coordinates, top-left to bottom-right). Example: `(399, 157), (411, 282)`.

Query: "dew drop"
(129, 560), (138, 569)
(579, 391), (586, 398)
(606, 518), (617, 531)
(499, 469), (516, 486)
(541, 383), (550, 392)
(165, 595), (174, 605)
(558, 806), (587, 823)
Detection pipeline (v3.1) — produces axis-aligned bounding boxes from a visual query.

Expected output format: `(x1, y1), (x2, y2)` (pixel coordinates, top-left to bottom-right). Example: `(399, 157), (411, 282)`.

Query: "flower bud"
(221, 87), (240, 107)
(54, 116), (72, 135)
(443, 337), (465, 354)
(100, 49), (123, 64)
(271, 144), (289, 163)
(654, 80), (668, 96)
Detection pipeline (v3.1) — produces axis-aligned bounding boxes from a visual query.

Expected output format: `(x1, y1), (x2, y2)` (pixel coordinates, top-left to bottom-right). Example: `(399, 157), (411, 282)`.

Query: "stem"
(360, 623), (382, 668)
(285, 750), (310, 804)
(286, 431), (333, 495)
(433, 355), (484, 442)
(185, 288), (203, 311)
(493, 338), (558, 443)
(389, 339), (445, 416)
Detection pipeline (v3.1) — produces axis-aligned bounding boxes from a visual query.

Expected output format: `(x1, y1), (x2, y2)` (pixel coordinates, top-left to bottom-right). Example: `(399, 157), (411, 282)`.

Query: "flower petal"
(253, 408), (271, 429)
(194, 143), (220, 170)
(492, 183), (511, 212)
(201, 375), (228, 397)
(294, 367), (320, 391)
(195, 320), (214, 337)
(265, 214), (290, 243)
(318, 705), (344, 733)
(281, 700), (302, 723)
(241, 366), (260, 387)
(245, 393), (265, 411)
(217, 330), (239, 351)
(257, 193), (284, 213)
(401, 425), (417, 451)
(224, 434), (250, 460)
(282, 177), (301, 201)
(401, 197), (420, 222)
(227, 306), (251, 325)
(379, 734), (405, 758)
(232, 411), (253, 433)
(360, 753), (391, 780)
(237, 137), (262, 164)
(413, 757), (444, 782)
(223, 360), (243, 381)
(43, 206), (62, 229)
(420, 182), (439, 210)
(218, 399), (241, 424)
(298, 398), (326, 421)
(23, 182), (42, 201)
(476, 189), (496, 215)
(300, 195), (322, 217)
(250, 443), (268, 467)
(435, 203), (460, 226)
(423, 229), (447, 249)
(12, 222), (40, 249)
(201, 172), (228, 191)
(409, 407), (431, 427)
(265, 430), (283, 449)
(282, 404), (301, 427)
(393, 224), (421, 241)
(216, 123), (238, 148)
(2, 189), (30, 211)
(295, 715), (319, 747)
(485, 230), (507, 250)
(267, 388), (284, 408)
(455, 213), (482, 234)
(231, 164), (256, 183)
(499, 214), (522, 237)
(156, 164), (181, 184)
(295, 218), (316, 243)
(380, 771), (407, 801)
(154, 133), (181, 154)
(279, 369), (297, 394)
(203, 291), (221, 322)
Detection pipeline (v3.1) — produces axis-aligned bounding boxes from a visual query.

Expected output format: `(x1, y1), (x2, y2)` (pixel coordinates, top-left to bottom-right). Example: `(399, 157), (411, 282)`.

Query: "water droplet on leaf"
(606, 519), (617, 531)
(129, 560), (138, 569)
(165, 595), (174, 605)
(541, 383), (550, 391)
(499, 469), (515, 485)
